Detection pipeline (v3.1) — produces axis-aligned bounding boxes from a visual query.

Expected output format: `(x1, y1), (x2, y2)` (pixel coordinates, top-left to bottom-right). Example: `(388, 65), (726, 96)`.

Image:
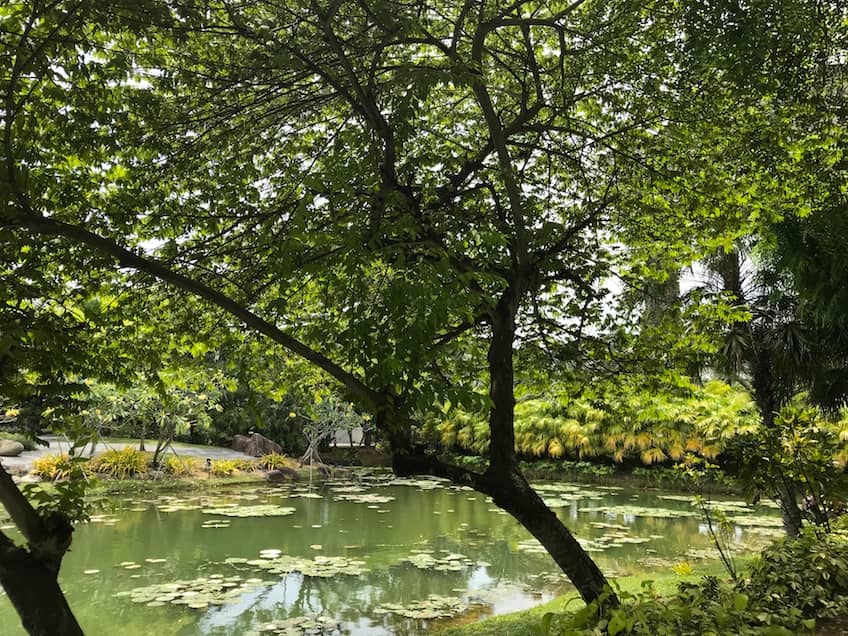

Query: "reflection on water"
(0, 471), (780, 635)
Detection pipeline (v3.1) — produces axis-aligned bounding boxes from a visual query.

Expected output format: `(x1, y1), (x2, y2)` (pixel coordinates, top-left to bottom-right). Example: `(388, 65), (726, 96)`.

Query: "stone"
(0, 440), (25, 457)
(266, 467), (299, 482)
(231, 433), (282, 457)
(231, 434), (251, 453)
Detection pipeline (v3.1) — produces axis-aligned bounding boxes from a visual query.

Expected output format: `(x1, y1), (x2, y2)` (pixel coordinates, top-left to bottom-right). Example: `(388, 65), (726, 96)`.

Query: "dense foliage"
(429, 381), (848, 469)
(541, 523), (848, 635)
(0, 0), (846, 631)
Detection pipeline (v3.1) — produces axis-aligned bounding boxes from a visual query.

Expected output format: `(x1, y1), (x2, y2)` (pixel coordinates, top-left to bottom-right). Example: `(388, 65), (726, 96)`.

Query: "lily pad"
(374, 594), (467, 620)
(578, 504), (699, 519)
(115, 575), (266, 608)
(237, 553), (368, 577)
(333, 492), (395, 504)
(247, 614), (339, 635)
(405, 551), (474, 572)
(202, 505), (296, 518)
(729, 514), (784, 528)
(389, 477), (448, 490)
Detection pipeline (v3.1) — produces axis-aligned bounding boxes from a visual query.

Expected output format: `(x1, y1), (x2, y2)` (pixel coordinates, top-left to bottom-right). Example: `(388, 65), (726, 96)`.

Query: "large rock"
(0, 440), (25, 457)
(266, 467), (299, 482)
(231, 433), (282, 457)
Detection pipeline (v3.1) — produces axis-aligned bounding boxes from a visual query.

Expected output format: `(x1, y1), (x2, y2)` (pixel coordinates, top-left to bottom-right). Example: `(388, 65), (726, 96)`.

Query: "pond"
(0, 471), (782, 635)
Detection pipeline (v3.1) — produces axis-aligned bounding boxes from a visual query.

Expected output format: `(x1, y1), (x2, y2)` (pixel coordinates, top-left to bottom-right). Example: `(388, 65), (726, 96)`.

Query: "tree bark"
(0, 536), (84, 636)
(483, 467), (613, 604)
(0, 465), (83, 635)
(486, 289), (614, 604)
(392, 285), (615, 606)
(393, 452), (614, 605)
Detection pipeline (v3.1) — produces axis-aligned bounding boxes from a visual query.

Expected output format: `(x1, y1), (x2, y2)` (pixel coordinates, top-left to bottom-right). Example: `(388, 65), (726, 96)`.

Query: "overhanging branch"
(3, 212), (384, 409)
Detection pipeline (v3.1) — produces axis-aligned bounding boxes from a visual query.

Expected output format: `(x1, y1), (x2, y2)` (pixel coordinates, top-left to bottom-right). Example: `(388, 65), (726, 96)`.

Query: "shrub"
(161, 455), (200, 477)
(90, 448), (148, 478)
(210, 459), (239, 477)
(257, 453), (289, 470)
(545, 579), (812, 635)
(744, 525), (848, 618)
(235, 458), (259, 472)
(31, 454), (87, 481)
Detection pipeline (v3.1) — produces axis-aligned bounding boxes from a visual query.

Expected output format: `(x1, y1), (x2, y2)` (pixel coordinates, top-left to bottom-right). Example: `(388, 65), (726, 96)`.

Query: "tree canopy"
(2, 0), (847, 631)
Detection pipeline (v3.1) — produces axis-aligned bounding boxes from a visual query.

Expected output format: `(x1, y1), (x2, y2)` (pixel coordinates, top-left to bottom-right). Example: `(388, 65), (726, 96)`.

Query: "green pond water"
(0, 471), (782, 635)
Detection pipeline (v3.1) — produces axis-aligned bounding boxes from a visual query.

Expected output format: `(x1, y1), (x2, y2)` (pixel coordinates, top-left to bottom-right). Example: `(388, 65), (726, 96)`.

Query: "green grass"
(435, 562), (741, 636)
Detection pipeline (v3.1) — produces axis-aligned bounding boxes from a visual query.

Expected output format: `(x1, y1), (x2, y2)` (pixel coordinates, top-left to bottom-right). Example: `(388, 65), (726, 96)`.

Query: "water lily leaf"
(374, 595), (467, 620)
(406, 551), (473, 571)
(237, 552), (368, 577)
(578, 505), (699, 519)
(202, 505), (296, 518)
(333, 492), (395, 504)
(115, 575), (267, 609)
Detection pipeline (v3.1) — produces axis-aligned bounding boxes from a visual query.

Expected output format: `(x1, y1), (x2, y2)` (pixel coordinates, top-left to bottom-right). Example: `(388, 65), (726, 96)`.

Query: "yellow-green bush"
(257, 453), (289, 470)
(161, 455), (200, 476)
(210, 459), (239, 477)
(429, 381), (762, 466)
(90, 448), (148, 478)
(235, 458), (259, 472)
(31, 454), (86, 481)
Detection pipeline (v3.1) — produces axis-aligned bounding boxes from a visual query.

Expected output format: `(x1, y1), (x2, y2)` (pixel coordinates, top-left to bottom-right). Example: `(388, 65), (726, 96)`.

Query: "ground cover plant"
(89, 448), (148, 479)
(30, 454), (88, 482)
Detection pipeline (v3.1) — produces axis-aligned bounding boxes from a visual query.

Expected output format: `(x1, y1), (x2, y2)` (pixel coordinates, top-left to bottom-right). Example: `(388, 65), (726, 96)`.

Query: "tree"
(669, 0), (848, 535)
(1, 1), (816, 626)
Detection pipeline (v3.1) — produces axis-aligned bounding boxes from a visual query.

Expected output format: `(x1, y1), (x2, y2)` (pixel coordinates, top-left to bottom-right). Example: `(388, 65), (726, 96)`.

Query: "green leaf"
(607, 611), (627, 636)
(733, 592), (748, 612)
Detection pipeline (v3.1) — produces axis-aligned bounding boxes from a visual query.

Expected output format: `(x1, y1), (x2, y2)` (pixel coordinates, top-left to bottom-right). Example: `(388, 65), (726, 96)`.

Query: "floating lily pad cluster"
(532, 483), (606, 507)
(730, 514), (784, 528)
(389, 477), (448, 490)
(247, 614), (339, 635)
(517, 528), (652, 555)
(516, 539), (549, 555)
(374, 595), (467, 620)
(150, 490), (269, 514)
(154, 497), (203, 513)
(528, 571), (571, 586)
(329, 485), (361, 493)
(333, 492), (395, 504)
(202, 504), (296, 518)
(405, 550), (474, 572)
(578, 504), (700, 519)
(116, 574), (266, 609)
(579, 532), (652, 552)
(230, 553), (368, 577)
(700, 500), (754, 514)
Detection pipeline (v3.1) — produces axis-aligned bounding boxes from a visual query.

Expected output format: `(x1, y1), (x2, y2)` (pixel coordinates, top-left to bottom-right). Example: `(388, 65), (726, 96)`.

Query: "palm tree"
(704, 233), (848, 535)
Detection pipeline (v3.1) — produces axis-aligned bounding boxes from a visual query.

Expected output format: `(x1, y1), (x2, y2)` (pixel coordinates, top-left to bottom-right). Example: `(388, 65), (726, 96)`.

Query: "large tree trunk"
(393, 452), (614, 605)
(483, 467), (612, 603)
(486, 290), (614, 604)
(0, 465), (83, 635)
(0, 537), (83, 636)
(394, 287), (614, 604)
